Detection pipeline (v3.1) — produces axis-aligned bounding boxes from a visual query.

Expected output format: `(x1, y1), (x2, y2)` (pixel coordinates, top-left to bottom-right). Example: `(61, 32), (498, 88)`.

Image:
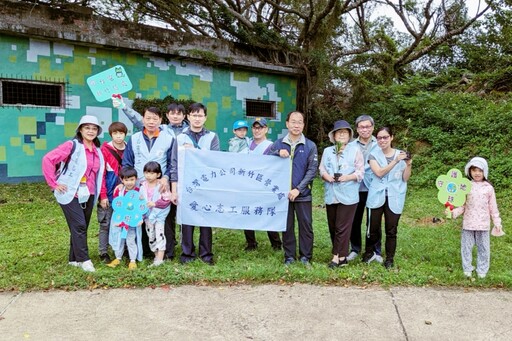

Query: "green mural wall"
(0, 34), (297, 183)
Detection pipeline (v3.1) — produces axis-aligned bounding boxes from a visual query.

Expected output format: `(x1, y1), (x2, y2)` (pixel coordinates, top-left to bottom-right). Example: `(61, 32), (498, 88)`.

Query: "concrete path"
(1, 285), (511, 340)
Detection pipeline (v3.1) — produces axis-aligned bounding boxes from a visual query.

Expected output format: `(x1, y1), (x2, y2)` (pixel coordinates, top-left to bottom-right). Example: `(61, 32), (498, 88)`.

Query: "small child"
(449, 157), (505, 278)
(228, 120), (251, 153)
(98, 122), (128, 264)
(140, 161), (171, 267)
(107, 167), (143, 270)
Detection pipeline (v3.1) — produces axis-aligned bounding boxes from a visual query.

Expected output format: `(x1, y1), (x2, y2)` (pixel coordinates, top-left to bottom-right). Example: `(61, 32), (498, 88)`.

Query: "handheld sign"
(111, 190), (148, 237)
(86, 65), (132, 102)
(435, 168), (472, 217)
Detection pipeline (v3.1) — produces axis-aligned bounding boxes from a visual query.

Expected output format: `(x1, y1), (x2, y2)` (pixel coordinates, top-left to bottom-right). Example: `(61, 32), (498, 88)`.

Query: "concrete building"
(0, 1), (301, 183)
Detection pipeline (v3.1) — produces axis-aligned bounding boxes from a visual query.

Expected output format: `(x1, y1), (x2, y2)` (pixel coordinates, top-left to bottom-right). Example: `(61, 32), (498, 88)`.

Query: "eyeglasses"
(189, 114), (205, 119)
(376, 135), (390, 141)
(252, 126), (265, 130)
(357, 125), (373, 130)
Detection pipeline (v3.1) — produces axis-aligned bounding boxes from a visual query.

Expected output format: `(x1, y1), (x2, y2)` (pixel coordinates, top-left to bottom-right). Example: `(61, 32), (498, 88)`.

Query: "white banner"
(177, 149), (290, 231)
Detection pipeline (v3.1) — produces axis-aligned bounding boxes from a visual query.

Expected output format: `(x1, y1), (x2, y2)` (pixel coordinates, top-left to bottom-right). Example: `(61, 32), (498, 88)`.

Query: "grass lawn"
(0, 180), (511, 291)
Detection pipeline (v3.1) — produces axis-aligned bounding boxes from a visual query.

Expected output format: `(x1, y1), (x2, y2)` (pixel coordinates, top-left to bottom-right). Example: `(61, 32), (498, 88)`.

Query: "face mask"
(77, 177), (91, 204)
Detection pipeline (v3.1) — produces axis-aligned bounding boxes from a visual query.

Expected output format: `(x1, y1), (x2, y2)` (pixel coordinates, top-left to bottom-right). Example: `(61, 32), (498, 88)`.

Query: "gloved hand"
(111, 94), (125, 109)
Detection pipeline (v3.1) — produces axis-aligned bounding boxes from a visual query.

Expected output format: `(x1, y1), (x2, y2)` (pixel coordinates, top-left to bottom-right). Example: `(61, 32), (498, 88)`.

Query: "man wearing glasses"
(177, 103), (219, 265)
(347, 115), (382, 263)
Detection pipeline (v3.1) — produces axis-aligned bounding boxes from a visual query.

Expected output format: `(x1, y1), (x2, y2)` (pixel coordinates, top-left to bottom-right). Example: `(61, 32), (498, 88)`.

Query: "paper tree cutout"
(435, 169), (472, 208)
(111, 190), (148, 228)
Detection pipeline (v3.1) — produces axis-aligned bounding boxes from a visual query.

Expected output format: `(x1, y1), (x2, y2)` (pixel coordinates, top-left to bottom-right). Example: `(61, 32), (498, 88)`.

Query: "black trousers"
(59, 196), (94, 262)
(164, 202), (178, 258)
(350, 191), (381, 254)
(365, 198), (401, 262)
(243, 229), (282, 249)
(180, 225), (213, 262)
(283, 201), (313, 261)
(326, 203), (357, 257)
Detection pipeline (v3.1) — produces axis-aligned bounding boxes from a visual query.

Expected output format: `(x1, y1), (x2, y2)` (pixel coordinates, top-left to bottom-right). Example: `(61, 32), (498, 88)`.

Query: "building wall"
(0, 34), (297, 183)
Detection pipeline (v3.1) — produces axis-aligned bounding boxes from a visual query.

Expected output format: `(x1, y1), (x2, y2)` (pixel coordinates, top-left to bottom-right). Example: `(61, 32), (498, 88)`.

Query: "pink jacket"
(452, 181), (502, 231)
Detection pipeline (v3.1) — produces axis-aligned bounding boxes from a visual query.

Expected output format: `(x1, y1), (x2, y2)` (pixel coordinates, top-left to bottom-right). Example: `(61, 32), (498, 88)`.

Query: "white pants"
(145, 220), (166, 252)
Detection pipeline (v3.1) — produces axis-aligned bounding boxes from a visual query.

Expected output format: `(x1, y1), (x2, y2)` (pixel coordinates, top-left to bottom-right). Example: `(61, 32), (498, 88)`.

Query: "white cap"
(76, 115), (102, 135)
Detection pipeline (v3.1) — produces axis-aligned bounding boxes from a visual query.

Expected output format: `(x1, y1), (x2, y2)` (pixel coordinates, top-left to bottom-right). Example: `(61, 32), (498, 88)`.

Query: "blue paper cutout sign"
(111, 190), (148, 228)
(86, 65), (132, 102)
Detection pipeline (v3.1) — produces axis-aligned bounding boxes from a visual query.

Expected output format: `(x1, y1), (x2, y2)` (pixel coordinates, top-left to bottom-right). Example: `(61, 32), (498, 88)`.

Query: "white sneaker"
(374, 255), (384, 264)
(477, 273), (486, 279)
(149, 260), (164, 267)
(347, 251), (358, 261)
(80, 260), (96, 272)
(464, 271), (472, 277)
(68, 261), (79, 267)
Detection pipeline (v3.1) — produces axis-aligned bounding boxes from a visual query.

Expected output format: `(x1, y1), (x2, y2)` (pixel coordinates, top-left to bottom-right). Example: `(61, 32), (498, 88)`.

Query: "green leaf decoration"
(435, 169), (472, 207)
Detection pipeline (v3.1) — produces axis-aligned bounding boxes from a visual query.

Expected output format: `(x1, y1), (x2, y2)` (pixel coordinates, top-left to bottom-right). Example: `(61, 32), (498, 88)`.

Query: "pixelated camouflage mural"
(0, 34), (297, 183)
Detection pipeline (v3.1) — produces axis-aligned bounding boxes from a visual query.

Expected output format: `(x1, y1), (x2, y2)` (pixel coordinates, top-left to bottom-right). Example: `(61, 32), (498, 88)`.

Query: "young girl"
(450, 157), (504, 278)
(107, 166), (143, 270)
(140, 161), (171, 267)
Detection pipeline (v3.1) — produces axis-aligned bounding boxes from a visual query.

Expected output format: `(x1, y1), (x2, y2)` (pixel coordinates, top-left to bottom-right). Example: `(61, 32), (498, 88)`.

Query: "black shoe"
(202, 258), (215, 266)
(271, 244), (282, 251)
(338, 258), (348, 267)
(99, 253), (111, 264)
(179, 256), (195, 265)
(384, 260), (394, 269)
(328, 261), (339, 269)
(244, 244), (257, 251)
(362, 252), (377, 264)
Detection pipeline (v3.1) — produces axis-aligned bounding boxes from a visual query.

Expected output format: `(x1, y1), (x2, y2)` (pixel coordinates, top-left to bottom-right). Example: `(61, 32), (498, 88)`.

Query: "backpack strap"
(61, 139), (77, 175)
(106, 146), (123, 171)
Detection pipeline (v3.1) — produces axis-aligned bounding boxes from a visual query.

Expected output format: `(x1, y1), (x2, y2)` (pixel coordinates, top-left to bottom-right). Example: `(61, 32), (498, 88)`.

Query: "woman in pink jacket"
(450, 157), (504, 279)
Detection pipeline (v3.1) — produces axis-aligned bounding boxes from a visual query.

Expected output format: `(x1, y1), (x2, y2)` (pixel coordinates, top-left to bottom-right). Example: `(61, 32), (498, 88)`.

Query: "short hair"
(189, 102), (207, 116)
(167, 103), (185, 113)
(108, 121), (128, 136)
(143, 107), (161, 118)
(286, 111), (305, 122)
(355, 114), (374, 127)
(143, 161), (162, 178)
(119, 166), (138, 179)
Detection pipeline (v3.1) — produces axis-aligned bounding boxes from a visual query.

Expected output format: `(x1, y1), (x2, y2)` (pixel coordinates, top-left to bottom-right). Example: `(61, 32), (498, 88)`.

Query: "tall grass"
(0, 180), (510, 291)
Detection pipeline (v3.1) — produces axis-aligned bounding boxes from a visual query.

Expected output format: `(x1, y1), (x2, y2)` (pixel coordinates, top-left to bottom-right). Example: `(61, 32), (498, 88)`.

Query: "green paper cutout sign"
(435, 168), (472, 207)
(86, 65), (132, 102)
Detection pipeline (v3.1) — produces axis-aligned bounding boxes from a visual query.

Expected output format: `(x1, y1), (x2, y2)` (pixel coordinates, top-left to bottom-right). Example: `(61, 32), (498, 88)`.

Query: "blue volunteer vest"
(322, 144), (360, 205)
(131, 131), (173, 181)
(366, 149), (408, 214)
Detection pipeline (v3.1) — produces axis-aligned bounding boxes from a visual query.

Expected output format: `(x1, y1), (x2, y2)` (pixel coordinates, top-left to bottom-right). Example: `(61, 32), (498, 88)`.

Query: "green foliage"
(132, 95), (194, 124)
(343, 75), (512, 189)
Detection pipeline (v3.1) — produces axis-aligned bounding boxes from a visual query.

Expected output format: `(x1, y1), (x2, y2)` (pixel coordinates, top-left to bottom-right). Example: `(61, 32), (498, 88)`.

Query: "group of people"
(41, 99), (503, 277)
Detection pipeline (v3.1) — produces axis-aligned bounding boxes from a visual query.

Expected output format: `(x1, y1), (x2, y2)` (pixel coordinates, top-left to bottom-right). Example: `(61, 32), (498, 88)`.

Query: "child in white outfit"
(140, 161), (171, 267)
(449, 157), (504, 278)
